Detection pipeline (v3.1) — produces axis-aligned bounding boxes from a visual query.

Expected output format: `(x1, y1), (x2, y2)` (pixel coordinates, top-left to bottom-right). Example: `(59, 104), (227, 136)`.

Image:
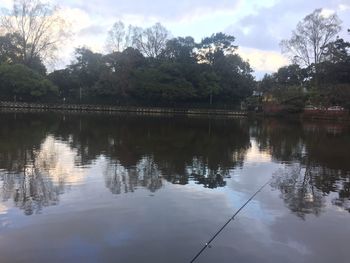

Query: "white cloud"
(0, 0), (12, 9)
(338, 4), (350, 12)
(237, 47), (288, 73)
(320, 8), (336, 17)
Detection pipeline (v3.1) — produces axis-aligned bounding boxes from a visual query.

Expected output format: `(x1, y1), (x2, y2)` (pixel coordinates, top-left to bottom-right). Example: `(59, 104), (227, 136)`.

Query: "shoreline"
(0, 101), (246, 117)
(1, 101), (349, 122)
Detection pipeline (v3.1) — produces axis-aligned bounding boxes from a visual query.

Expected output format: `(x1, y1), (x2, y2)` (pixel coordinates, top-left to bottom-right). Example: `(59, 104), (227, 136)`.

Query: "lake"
(0, 112), (349, 263)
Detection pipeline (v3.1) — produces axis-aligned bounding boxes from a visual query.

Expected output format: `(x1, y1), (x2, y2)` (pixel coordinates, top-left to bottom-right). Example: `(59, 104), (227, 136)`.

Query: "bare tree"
(105, 21), (169, 57)
(132, 23), (169, 58)
(280, 9), (342, 68)
(0, 0), (70, 64)
(106, 20), (126, 52)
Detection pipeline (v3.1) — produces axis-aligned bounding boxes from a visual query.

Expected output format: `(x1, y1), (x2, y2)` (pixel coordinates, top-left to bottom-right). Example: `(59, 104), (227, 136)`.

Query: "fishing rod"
(189, 178), (272, 263)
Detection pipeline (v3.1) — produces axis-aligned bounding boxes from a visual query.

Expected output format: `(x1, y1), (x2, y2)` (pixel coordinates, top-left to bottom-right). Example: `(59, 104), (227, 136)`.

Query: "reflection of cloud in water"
(37, 136), (86, 186)
(0, 202), (7, 215)
(244, 140), (271, 163)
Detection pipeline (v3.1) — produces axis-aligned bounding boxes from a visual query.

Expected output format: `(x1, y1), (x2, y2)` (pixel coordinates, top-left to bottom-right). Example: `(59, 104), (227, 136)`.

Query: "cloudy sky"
(1, 0), (350, 78)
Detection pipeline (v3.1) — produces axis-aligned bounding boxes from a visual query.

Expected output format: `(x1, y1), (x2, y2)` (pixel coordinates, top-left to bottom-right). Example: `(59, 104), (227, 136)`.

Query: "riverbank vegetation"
(0, 1), (349, 111)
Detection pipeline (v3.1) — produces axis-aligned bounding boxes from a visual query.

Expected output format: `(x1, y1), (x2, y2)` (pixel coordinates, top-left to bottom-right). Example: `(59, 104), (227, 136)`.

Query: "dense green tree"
(318, 38), (350, 84)
(306, 38), (350, 108)
(198, 33), (237, 65)
(260, 74), (275, 93)
(69, 48), (104, 103)
(97, 48), (145, 101)
(256, 65), (307, 112)
(161, 37), (197, 64)
(195, 65), (221, 103)
(322, 38), (350, 63)
(131, 62), (197, 104)
(48, 32), (254, 107)
(0, 64), (57, 101)
(48, 68), (80, 102)
(275, 65), (307, 87)
(212, 53), (254, 103)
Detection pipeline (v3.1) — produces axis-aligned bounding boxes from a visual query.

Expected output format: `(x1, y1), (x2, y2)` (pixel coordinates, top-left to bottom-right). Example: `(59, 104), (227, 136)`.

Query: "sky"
(1, 0), (350, 78)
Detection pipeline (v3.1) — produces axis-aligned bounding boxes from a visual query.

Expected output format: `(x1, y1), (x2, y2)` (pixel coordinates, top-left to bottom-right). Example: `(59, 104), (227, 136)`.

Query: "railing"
(0, 101), (247, 116)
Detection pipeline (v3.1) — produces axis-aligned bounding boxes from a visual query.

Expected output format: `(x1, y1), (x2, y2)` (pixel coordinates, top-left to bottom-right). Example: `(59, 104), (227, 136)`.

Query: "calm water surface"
(0, 112), (349, 263)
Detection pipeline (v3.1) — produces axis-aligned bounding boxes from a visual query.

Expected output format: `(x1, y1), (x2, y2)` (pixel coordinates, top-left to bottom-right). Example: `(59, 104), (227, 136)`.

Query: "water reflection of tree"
(2, 112), (350, 216)
(0, 155), (63, 216)
(255, 119), (350, 217)
(1, 170), (61, 216)
(59, 115), (250, 191)
(333, 180), (350, 212)
(0, 112), (251, 212)
(104, 157), (163, 195)
(271, 164), (325, 219)
(0, 114), (79, 215)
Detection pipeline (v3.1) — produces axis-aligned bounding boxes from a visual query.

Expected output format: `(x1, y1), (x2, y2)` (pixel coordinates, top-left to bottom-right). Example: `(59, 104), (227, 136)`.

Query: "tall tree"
(161, 36), (196, 63)
(280, 9), (341, 68)
(132, 23), (169, 58)
(198, 33), (237, 65)
(97, 47), (145, 100)
(0, 0), (70, 65)
(106, 21), (126, 52)
(69, 47), (104, 102)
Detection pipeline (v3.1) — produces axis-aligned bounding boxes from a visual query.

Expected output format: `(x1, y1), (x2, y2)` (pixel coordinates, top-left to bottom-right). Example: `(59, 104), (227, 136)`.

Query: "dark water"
(0, 112), (349, 263)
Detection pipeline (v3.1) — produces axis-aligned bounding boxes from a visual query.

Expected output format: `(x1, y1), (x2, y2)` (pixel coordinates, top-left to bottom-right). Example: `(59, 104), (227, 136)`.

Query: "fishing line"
(190, 178), (272, 263)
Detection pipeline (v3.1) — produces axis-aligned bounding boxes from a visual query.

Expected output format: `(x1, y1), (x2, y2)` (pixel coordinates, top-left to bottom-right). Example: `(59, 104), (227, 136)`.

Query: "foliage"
(48, 31), (255, 107)
(0, 63), (57, 101)
(131, 63), (197, 103)
(48, 68), (79, 102)
(161, 37), (197, 63)
(197, 33), (237, 65)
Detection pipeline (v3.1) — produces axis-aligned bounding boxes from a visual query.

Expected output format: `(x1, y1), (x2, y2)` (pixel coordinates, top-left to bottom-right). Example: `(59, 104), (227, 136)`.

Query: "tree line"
(48, 31), (254, 106)
(0, 0), (254, 108)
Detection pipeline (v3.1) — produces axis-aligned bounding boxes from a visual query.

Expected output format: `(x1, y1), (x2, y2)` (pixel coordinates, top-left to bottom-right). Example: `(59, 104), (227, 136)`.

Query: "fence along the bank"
(0, 102), (247, 116)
